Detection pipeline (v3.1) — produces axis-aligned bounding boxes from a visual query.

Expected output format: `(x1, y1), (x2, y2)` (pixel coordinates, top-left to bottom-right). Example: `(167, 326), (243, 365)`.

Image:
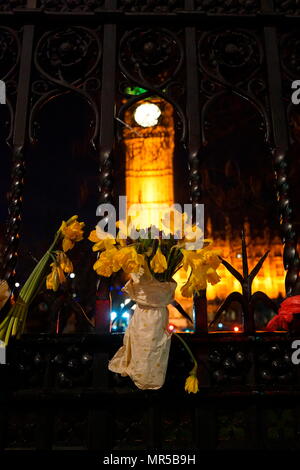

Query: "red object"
(266, 295), (300, 331)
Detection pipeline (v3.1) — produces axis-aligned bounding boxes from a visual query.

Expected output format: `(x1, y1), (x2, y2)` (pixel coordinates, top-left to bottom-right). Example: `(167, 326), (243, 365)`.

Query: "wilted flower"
(56, 251), (73, 273)
(60, 216), (85, 252)
(184, 365), (199, 394)
(46, 263), (66, 291)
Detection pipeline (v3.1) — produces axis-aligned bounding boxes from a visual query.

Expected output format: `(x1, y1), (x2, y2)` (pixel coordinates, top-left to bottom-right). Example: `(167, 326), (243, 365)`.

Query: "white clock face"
(134, 102), (161, 127)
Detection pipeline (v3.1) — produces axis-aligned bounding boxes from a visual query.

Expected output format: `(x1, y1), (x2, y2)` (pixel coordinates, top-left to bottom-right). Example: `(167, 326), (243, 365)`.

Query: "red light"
(233, 326), (239, 332)
(168, 324), (175, 332)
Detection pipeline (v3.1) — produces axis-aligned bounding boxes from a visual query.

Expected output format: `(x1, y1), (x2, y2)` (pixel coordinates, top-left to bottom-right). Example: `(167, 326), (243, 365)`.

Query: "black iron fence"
(0, 0), (300, 452)
(1, 331), (300, 450)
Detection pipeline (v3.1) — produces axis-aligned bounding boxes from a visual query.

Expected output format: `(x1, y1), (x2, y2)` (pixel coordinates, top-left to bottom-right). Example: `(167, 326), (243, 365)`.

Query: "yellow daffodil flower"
(201, 249), (221, 270)
(180, 271), (207, 298)
(88, 229), (116, 252)
(180, 281), (195, 298)
(206, 267), (221, 285)
(116, 246), (144, 274)
(192, 272), (207, 291)
(93, 247), (121, 277)
(46, 263), (66, 291)
(93, 259), (113, 277)
(60, 217), (85, 252)
(56, 251), (73, 273)
(150, 247), (167, 273)
(184, 365), (199, 394)
(181, 249), (198, 271)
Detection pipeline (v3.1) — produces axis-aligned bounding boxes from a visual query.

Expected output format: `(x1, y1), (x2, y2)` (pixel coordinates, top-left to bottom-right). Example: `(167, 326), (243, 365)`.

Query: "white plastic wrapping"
(108, 270), (176, 390)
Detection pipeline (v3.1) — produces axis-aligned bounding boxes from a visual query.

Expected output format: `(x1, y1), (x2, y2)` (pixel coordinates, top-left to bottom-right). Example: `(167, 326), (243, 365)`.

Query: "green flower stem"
(21, 232), (61, 304)
(173, 332), (198, 371)
(0, 229), (62, 343)
(0, 314), (10, 331)
(21, 254), (49, 303)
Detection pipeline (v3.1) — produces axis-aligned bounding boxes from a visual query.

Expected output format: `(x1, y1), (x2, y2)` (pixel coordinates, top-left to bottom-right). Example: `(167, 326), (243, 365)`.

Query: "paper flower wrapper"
(108, 269), (177, 390)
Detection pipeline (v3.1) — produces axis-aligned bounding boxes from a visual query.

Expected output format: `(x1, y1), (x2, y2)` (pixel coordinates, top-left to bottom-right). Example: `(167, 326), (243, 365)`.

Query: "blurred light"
(236, 253), (242, 259)
(125, 86), (147, 96)
(70, 273), (75, 279)
(134, 102), (161, 127)
(112, 325), (118, 331)
(111, 311), (117, 321)
(124, 299), (131, 305)
(168, 324), (175, 332)
(14, 282), (20, 288)
(131, 304), (136, 310)
(38, 302), (48, 312)
(120, 303), (124, 308)
(218, 323), (223, 329)
(234, 326), (240, 332)
(122, 311), (130, 319)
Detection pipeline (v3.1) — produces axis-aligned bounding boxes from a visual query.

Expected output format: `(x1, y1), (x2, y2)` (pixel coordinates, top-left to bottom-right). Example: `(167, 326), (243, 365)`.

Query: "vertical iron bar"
(88, 0), (117, 449)
(3, 21), (35, 282)
(185, 0), (207, 333)
(264, 26), (300, 296)
(95, 0), (118, 334)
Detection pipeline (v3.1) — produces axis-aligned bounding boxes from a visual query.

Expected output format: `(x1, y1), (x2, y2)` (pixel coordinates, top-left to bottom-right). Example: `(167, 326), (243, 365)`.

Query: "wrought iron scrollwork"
(0, 27), (20, 81)
(118, 0), (183, 12)
(30, 26), (102, 145)
(38, 0), (104, 11)
(274, 0), (300, 15)
(198, 29), (269, 142)
(280, 32), (300, 80)
(119, 27), (183, 88)
(199, 29), (262, 86)
(118, 27), (186, 141)
(0, 27), (21, 141)
(0, 0), (26, 11)
(195, 0), (260, 14)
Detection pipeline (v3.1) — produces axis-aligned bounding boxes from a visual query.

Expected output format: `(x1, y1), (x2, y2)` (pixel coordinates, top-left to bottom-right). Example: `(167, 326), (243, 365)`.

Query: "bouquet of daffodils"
(89, 211), (221, 392)
(89, 213), (221, 297)
(0, 216), (84, 345)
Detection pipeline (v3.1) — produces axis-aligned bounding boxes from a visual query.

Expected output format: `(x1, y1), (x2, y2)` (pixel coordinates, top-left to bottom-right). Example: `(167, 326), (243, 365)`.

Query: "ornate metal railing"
(0, 0), (300, 452)
(1, 331), (300, 450)
(1, 1), (299, 327)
